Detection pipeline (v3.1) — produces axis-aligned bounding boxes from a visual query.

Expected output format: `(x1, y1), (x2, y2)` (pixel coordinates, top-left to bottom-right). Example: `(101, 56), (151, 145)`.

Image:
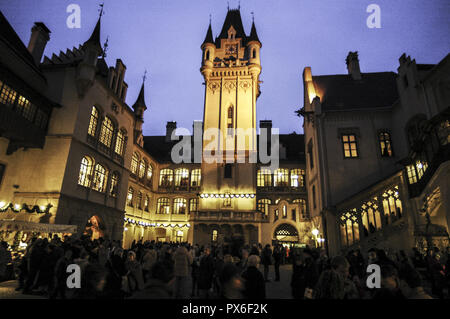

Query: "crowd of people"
(0, 235), (449, 299)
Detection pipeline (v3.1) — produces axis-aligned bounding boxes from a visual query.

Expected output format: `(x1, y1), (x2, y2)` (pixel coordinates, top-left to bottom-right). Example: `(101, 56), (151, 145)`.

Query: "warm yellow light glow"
(40, 206), (46, 211)
(14, 204), (21, 210)
(124, 227), (128, 231)
(312, 228), (319, 236)
(0, 201), (5, 208)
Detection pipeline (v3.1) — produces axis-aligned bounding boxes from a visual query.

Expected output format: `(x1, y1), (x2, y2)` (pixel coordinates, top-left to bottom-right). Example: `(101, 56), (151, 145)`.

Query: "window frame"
(341, 134), (359, 158)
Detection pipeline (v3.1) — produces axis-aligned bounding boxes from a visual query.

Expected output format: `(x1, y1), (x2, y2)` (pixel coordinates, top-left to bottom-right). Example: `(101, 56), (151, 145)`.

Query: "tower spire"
(202, 20), (214, 45)
(83, 4), (104, 54)
(133, 71), (147, 112)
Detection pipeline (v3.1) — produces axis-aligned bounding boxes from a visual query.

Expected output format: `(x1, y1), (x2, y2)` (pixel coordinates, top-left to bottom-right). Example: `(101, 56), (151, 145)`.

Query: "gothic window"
(205, 50), (210, 60)
(290, 169), (305, 187)
(136, 191), (143, 209)
(17, 96), (36, 121)
(224, 164), (232, 179)
(92, 163), (108, 192)
(341, 134), (358, 158)
(307, 139), (314, 169)
(144, 195), (150, 211)
(190, 169), (201, 188)
(174, 198), (187, 214)
(227, 106), (234, 136)
(361, 199), (382, 236)
(406, 165), (418, 184)
(189, 198), (198, 213)
(131, 152), (139, 175)
(159, 169), (174, 188)
(293, 199), (308, 219)
(88, 106), (99, 137)
(99, 116), (114, 147)
(282, 205), (287, 218)
(252, 49), (256, 59)
(274, 169), (289, 187)
(379, 132), (393, 157)
(175, 168), (189, 190)
(257, 169), (272, 187)
(382, 186), (403, 224)
(212, 230), (218, 242)
(339, 209), (360, 247)
(274, 209), (279, 222)
(127, 187), (134, 207)
(312, 185), (316, 209)
(109, 171), (119, 197)
(257, 199), (271, 216)
(292, 209), (296, 221)
(115, 129), (126, 156)
(0, 164), (5, 186)
(157, 198), (170, 214)
(34, 109), (49, 129)
(0, 80), (17, 107)
(78, 156), (94, 187)
(139, 159), (147, 179)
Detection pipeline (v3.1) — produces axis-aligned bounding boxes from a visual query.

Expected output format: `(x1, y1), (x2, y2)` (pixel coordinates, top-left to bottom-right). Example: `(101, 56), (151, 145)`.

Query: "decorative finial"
(209, 14), (212, 25)
(102, 36), (109, 58)
(227, 2), (229, 10)
(251, 11), (254, 22)
(143, 70), (147, 83)
(98, 3), (105, 18)
(238, 1), (240, 9)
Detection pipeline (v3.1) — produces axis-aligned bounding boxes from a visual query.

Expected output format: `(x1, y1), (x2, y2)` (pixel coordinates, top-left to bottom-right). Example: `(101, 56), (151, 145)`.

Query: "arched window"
(212, 229), (218, 242)
(189, 198), (198, 213)
(127, 187), (134, 207)
(252, 49), (256, 59)
(115, 129), (126, 156)
(205, 50), (210, 60)
(92, 163), (108, 192)
(339, 209), (360, 247)
(257, 199), (271, 216)
(147, 164), (153, 181)
(157, 198), (170, 214)
(99, 116), (115, 147)
(381, 186), (403, 225)
(190, 169), (201, 188)
(227, 106), (234, 136)
(290, 169), (305, 187)
(257, 169), (272, 187)
(136, 191), (143, 209)
(78, 156), (94, 187)
(139, 159), (147, 179)
(282, 205), (287, 218)
(274, 168), (289, 187)
(174, 198), (187, 214)
(88, 106), (99, 137)
(175, 168), (189, 190)
(144, 195), (150, 211)
(293, 199), (308, 219)
(109, 171), (120, 197)
(131, 152), (139, 175)
(159, 169), (174, 188)
(361, 199), (382, 236)
(379, 132), (393, 157)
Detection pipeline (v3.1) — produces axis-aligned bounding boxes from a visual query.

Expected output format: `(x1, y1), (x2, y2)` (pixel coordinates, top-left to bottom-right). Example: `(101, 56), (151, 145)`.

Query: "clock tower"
(199, 8), (262, 214)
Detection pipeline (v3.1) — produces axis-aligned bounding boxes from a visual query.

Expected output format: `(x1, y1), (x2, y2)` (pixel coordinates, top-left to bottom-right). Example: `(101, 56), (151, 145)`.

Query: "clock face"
(225, 44), (238, 56)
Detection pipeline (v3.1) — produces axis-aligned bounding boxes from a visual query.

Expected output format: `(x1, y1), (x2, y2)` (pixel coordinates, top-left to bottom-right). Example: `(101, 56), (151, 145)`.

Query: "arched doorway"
(274, 223), (299, 243)
(84, 215), (106, 240)
(155, 227), (167, 242)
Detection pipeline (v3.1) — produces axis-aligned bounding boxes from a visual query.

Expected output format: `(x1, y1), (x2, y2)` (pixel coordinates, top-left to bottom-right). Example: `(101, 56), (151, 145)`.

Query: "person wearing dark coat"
(130, 260), (174, 299)
(291, 249), (319, 299)
(261, 244), (272, 282)
(272, 245), (282, 281)
(241, 255), (265, 299)
(198, 247), (215, 299)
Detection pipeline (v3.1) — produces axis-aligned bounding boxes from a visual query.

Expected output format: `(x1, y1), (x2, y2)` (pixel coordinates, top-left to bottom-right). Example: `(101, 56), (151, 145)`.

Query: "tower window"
(227, 106), (234, 136)
(379, 132), (393, 157)
(88, 106), (99, 137)
(205, 50), (210, 60)
(212, 230), (218, 242)
(224, 164), (232, 179)
(341, 134), (358, 158)
(307, 139), (314, 169)
(252, 49), (256, 59)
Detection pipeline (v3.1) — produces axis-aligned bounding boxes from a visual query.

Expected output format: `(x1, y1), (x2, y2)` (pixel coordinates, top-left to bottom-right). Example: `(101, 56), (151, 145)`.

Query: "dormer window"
(228, 26), (236, 40)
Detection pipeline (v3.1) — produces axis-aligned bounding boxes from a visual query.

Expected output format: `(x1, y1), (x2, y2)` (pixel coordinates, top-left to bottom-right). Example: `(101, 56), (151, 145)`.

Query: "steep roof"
(132, 82), (147, 111)
(216, 9), (247, 45)
(247, 21), (261, 45)
(202, 23), (214, 46)
(83, 17), (103, 54)
(312, 72), (399, 111)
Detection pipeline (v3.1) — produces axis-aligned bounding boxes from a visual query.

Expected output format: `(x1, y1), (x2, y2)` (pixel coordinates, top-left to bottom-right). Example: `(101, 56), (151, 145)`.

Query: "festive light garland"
(123, 217), (190, 228)
(199, 193), (255, 199)
(0, 202), (53, 214)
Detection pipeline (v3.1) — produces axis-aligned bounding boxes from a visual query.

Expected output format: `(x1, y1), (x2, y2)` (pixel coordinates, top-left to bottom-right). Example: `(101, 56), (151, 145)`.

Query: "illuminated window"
(223, 194), (231, 208)
(127, 187), (134, 207)
(190, 169), (201, 188)
(175, 168), (189, 189)
(147, 164), (153, 181)
(144, 195), (150, 211)
(139, 159), (147, 179)
(227, 106), (234, 136)
(157, 198), (170, 214)
(99, 116), (115, 147)
(16, 96), (36, 121)
(282, 205), (287, 218)
(131, 152), (139, 175)
(212, 230), (218, 242)
(406, 165), (418, 184)
(88, 106), (99, 137)
(416, 160), (428, 179)
(174, 198), (187, 214)
(342, 134), (358, 158)
(257, 199), (271, 215)
(361, 199), (382, 236)
(382, 186), (403, 224)
(92, 164), (108, 192)
(274, 209), (279, 221)
(379, 132), (393, 157)
(160, 169), (173, 188)
(290, 169), (305, 187)
(293, 199), (308, 218)
(136, 191), (143, 209)
(78, 156), (94, 187)
(437, 120), (450, 146)
(0, 81), (17, 107)
(339, 208), (360, 247)
(114, 129), (126, 156)
(257, 169), (272, 187)
(274, 168), (289, 187)
(189, 198), (198, 213)
(109, 171), (119, 197)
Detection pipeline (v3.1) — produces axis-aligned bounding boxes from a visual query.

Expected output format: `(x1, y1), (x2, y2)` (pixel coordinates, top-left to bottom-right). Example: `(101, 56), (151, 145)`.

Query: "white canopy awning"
(0, 219), (78, 233)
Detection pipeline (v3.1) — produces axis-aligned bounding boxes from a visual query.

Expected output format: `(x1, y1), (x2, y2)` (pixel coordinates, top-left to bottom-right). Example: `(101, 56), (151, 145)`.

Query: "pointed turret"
(132, 81), (147, 115)
(202, 23), (214, 46)
(248, 21), (261, 47)
(83, 17), (103, 54)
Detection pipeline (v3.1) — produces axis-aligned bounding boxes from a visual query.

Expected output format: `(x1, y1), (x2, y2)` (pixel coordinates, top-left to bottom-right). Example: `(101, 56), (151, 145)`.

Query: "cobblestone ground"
(0, 280), (45, 299)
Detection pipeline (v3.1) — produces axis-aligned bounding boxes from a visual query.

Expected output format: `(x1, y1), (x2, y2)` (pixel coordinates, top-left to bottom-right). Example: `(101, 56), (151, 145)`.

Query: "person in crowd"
(241, 255), (265, 299)
(141, 244), (157, 282)
(51, 247), (73, 299)
(198, 247), (215, 299)
(0, 241), (12, 282)
(272, 244), (282, 282)
(218, 263), (244, 299)
(125, 250), (144, 293)
(314, 269), (345, 299)
(130, 260), (175, 299)
(173, 244), (193, 299)
(73, 263), (107, 299)
(372, 264), (406, 299)
(191, 252), (200, 297)
(236, 249), (249, 274)
(23, 238), (46, 294)
(261, 244), (272, 282)
(426, 247), (446, 299)
(291, 248), (319, 299)
(330, 256), (359, 299)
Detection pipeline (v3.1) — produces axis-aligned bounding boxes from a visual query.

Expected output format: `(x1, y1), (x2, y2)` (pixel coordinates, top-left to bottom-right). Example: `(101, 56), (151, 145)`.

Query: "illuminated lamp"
(124, 227), (128, 231)
(40, 206), (46, 211)
(200, 194), (204, 198)
(312, 228), (319, 236)
(14, 204), (21, 210)
(225, 194), (229, 198)
(0, 201), (6, 208)
(230, 194), (234, 198)
(171, 224), (176, 227)
(215, 194), (219, 198)
(204, 194), (209, 198)
(220, 194), (224, 198)
(245, 194), (250, 198)
(250, 194), (255, 198)
(240, 194), (245, 198)
(187, 223), (191, 227)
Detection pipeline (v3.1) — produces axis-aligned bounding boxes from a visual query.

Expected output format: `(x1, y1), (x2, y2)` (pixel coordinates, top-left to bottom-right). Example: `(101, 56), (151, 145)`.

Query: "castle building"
(299, 51), (450, 256)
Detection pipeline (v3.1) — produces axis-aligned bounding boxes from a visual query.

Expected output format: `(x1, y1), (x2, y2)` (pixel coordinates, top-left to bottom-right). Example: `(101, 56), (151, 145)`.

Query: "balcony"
(191, 211), (268, 223)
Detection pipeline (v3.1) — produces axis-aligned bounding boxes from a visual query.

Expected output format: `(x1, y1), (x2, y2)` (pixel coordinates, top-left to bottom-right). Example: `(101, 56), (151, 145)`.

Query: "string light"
(0, 202), (52, 214)
(199, 193), (256, 198)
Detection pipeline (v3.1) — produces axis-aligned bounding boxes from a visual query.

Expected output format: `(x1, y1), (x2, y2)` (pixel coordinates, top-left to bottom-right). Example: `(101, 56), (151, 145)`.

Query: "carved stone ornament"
(208, 81), (221, 94)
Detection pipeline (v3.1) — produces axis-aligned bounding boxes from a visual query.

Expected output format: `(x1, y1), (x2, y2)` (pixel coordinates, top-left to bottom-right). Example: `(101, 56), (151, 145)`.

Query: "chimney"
(346, 51), (362, 80)
(166, 121), (177, 142)
(27, 22), (51, 65)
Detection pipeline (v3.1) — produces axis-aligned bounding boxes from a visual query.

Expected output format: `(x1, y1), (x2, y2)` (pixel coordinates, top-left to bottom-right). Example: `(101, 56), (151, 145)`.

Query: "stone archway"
(274, 223), (299, 243)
